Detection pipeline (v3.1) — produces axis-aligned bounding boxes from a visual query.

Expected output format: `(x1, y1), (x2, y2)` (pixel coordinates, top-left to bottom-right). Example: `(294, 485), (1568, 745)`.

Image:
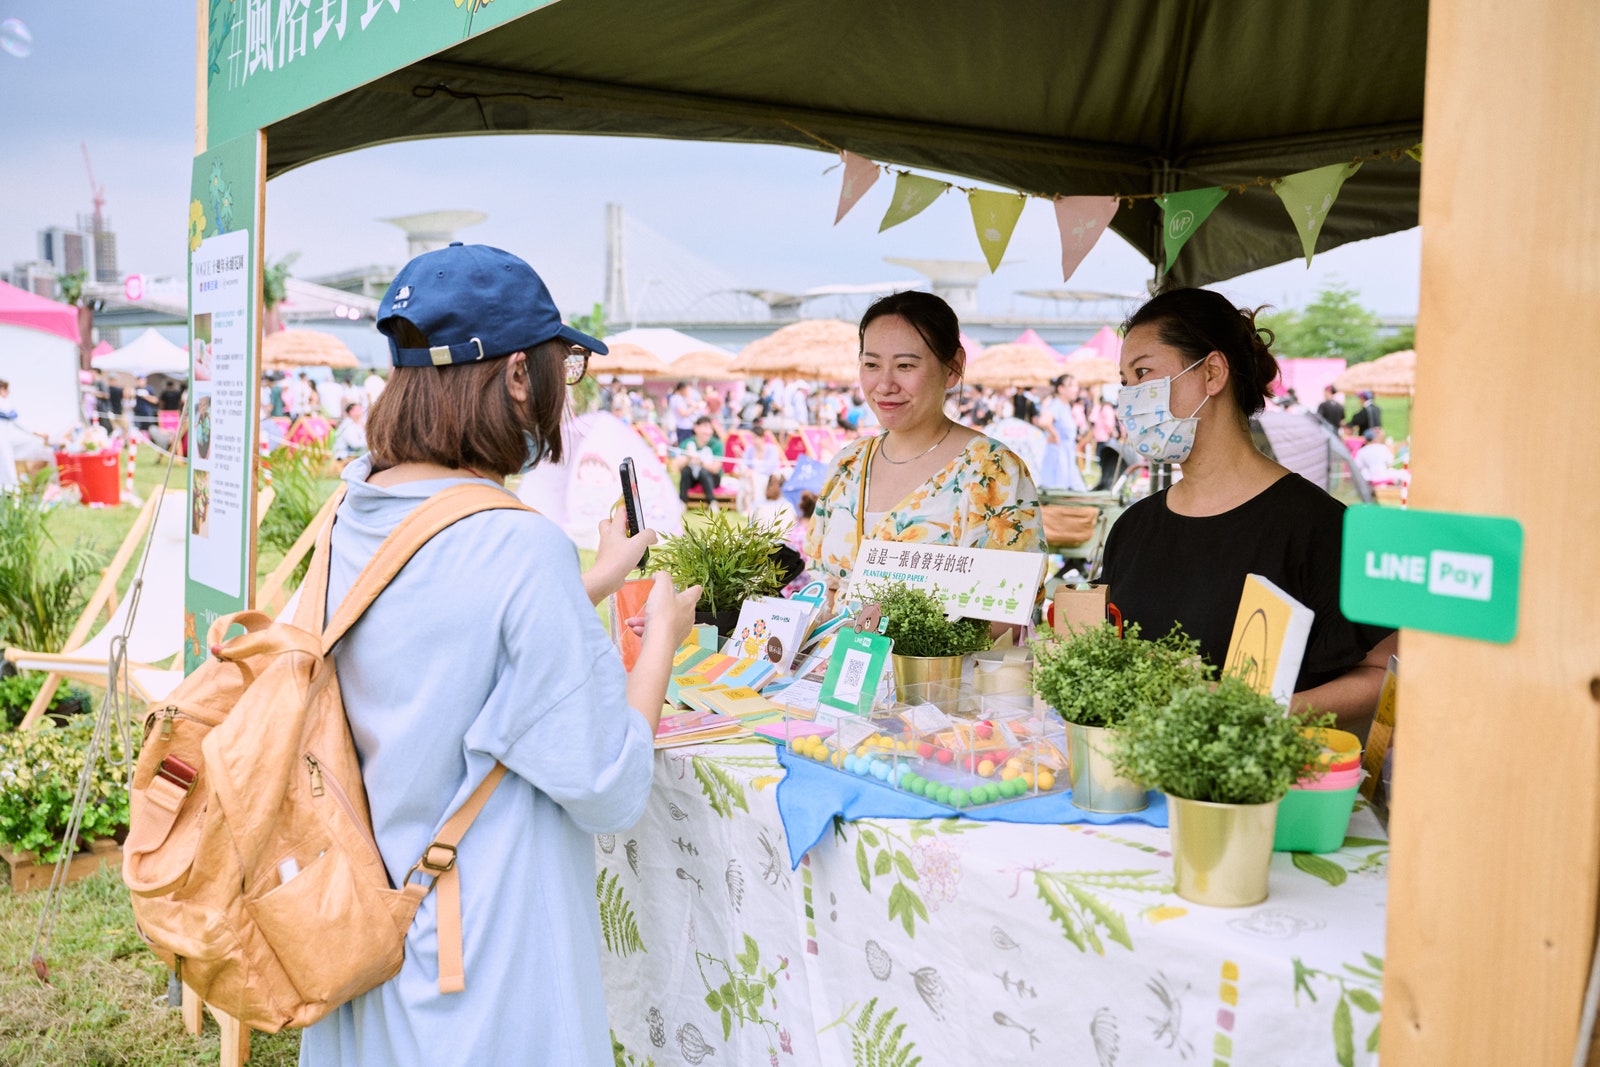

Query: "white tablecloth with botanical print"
(599, 741), (1387, 1067)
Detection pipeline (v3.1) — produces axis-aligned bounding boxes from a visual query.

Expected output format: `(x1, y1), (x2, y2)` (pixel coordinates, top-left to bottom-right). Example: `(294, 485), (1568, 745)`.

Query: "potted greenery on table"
(1031, 621), (1208, 814)
(647, 511), (791, 638)
(1112, 675), (1331, 906)
(865, 581), (992, 707)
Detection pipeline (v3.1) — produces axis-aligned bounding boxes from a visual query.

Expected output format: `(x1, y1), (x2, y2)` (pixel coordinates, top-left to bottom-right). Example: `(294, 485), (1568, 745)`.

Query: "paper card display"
(722, 596), (815, 672)
(677, 683), (731, 714)
(818, 629), (894, 715)
(850, 540), (1046, 625)
(753, 720), (835, 745)
(704, 687), (783, 722)
(718, 656), (779, 691)
(1223, 574), (1315, 706)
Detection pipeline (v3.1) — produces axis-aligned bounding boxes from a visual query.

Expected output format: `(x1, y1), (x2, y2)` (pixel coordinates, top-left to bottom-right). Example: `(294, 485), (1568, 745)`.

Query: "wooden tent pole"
(1383, 1), (1600, 1063)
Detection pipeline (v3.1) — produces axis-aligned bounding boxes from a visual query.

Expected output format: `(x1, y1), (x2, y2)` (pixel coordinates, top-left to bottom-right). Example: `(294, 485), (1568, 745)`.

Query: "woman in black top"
(1100, 289), (1395, 731)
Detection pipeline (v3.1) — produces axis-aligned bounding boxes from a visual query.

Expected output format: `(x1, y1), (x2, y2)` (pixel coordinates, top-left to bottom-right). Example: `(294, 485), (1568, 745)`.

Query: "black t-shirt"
(1316, 399), (1344, 428)
(1348, 403), (1382, 434)
(1012, 394), (1039, 422)
(1100, 473), (1392, 692)
(107, 384), (125, 414)
(159, 387), (183, 411)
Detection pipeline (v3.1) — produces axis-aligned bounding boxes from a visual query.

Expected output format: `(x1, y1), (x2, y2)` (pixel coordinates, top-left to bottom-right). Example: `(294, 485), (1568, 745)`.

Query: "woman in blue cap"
(299, 244), (700, 1067)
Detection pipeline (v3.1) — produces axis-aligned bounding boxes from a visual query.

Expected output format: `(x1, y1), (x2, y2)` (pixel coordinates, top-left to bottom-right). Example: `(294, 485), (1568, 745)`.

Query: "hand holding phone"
(619, 458), (649, 569)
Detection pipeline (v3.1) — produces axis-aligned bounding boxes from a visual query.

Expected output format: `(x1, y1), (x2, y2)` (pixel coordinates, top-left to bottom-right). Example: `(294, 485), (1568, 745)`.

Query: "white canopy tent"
(603, 327), (734, 366)
(0, 323), (83, 439)
(91, 328), (189, 378)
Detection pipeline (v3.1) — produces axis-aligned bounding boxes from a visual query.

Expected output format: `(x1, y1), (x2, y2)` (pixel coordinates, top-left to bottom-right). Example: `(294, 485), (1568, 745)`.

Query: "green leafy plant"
(0, 718), (137, 862)
(0, 474), (105, 654)
(259, 440), (333, 585)
(863, 581), (990, 659)
(1112, 675), (1332, 805)
(696, 932), (788, 1047)
(646, 511), (787, 614)
(1030, 621), (1209, 729)
(0, 672), (91, 731)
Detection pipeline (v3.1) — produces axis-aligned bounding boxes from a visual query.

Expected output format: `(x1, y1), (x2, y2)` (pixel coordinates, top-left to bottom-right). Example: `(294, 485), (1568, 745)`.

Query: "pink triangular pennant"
(834, 151), (881, 225)
(1052, 196), (1120, 282)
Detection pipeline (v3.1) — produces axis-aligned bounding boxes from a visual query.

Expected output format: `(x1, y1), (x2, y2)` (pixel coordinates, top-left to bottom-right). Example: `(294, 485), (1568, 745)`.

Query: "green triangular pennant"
(968, 189), (1026, 272)
(1157, 186), (1227, 270)
(1273, 161), (1362, 266)
(1405, 143), (1423, 163)
(878, 172), (949, 232)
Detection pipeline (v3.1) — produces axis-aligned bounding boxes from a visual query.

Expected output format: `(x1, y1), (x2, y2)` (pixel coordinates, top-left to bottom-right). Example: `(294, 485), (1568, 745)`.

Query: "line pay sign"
(1340, 506), (1524, 643)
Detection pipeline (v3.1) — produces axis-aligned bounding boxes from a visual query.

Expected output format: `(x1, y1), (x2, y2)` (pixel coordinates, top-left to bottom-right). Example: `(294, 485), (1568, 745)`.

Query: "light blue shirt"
(299, 456), (654, 1067)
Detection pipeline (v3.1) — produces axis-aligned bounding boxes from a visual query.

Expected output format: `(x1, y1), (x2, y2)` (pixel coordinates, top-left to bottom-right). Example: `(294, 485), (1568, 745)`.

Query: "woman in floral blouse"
(805, 291), (1046, 610)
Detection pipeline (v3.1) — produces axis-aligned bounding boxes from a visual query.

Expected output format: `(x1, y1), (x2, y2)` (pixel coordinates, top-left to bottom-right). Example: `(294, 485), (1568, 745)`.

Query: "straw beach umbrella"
(261, 329), (359, 370)
(1333, 349), (1415, 396)
(588, 342), (671, 379)
(1060, 347), (1120, 389)
(667, 348), (739, 380)
(964, 342), (1063, 389)
(731, 319), (860, 382)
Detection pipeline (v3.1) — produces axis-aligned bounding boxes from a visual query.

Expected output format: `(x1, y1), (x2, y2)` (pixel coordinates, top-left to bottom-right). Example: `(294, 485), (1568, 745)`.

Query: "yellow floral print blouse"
(804, 434), (1046, 592)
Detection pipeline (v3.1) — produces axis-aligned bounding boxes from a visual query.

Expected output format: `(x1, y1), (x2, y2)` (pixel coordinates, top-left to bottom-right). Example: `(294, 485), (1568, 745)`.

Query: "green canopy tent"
(250, 0), (1426, 287)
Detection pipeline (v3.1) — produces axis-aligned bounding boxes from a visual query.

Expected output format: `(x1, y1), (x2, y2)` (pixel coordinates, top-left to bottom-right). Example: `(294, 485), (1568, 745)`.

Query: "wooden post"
(1382, 2), (1600, 1064)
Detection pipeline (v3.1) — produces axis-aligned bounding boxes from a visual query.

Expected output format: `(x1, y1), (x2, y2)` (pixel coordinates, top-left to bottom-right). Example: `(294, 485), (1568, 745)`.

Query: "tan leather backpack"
(123, 483), (529, 1032)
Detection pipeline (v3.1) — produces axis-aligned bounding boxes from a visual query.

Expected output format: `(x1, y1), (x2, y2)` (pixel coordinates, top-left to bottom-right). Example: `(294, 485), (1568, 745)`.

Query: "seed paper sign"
(850, 540), (1046, 625)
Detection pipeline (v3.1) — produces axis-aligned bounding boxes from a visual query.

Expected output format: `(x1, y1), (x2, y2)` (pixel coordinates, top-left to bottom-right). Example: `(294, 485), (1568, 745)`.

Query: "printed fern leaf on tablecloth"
(597, 869), (645, 957)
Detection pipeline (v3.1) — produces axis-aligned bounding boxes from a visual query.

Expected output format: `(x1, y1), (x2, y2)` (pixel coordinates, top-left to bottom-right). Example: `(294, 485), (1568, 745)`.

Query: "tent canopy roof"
(92, 328), (189, 378)
(0, 280), (79, 345)
(262, 0), (1425, 287)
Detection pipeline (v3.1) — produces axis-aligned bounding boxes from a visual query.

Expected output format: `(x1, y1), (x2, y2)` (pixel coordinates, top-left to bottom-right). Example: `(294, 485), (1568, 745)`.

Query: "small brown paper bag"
(1052, 584), (1109, 636)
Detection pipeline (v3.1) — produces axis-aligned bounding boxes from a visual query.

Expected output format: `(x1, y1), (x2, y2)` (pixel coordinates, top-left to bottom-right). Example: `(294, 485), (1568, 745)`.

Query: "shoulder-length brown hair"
(365, 322), (566, 475)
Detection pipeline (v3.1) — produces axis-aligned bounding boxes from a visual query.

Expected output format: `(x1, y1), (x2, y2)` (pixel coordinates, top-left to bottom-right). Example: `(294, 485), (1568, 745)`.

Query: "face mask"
(1118, 358), (1209, 463)
(519, 430), (546, 474)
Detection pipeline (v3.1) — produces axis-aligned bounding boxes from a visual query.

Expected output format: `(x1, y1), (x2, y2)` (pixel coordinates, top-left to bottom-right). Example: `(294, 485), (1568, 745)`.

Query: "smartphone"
(619, 457), (648, 569)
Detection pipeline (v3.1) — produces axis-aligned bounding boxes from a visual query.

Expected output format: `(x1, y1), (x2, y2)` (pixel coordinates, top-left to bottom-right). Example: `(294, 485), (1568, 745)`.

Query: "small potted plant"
(865, 581), (992, 706)
(0, 717), (136, 891)
(1112, 676), (1331, 907)
(647, 511), (791, 637)
(1031, 621), (1207, 813)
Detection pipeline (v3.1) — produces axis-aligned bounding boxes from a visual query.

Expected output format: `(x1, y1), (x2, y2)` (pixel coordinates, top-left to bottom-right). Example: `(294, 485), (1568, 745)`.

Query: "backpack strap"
(290, 484), (346, 633)
(314, 480), (533, 996)
(319, 482), (532, 654)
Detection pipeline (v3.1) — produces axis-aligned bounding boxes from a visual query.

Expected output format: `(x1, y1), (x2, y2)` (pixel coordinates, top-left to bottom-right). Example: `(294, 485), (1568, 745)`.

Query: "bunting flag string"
(967, 189), (1028, 271)
(834, 151), (880, 225)
(878, 172), (948, 232)
(1157, 186), (1229, 271)
(1053, 196), (1120, 281)
(815, 123), (1421, 278)
(1273, 161), (1362, 266)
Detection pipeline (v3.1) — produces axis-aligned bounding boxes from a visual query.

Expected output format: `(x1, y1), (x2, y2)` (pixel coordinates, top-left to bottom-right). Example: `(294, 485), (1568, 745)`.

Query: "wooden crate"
(0, 837), (121, 893)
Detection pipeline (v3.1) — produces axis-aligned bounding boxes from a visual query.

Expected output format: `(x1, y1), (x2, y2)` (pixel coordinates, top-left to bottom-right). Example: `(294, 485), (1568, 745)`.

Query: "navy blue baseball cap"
(376, 243), (607, 367)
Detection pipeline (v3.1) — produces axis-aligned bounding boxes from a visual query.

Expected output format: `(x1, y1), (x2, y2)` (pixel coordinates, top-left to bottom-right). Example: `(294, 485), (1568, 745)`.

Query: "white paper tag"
(903, 702), (955, 732)
(834, 716), (878, 752)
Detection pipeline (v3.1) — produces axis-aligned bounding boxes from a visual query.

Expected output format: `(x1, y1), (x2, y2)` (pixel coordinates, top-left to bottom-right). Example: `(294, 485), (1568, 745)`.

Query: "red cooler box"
(55, 450), (121, 506)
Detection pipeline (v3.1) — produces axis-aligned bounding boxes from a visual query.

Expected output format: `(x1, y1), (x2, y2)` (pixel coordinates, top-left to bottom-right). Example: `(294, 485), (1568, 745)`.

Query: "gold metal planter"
(891, 654), (964, 710)
(1064, 721), (1148, 813)
(1166, 794), (1281, 907)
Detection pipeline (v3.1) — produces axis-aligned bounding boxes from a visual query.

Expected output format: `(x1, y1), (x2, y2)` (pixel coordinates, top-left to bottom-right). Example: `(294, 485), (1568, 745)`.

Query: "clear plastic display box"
(782, 681), (1070, 810)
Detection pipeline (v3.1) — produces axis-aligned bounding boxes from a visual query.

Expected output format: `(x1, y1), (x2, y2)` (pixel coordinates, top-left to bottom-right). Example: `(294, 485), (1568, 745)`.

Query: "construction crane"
(80, 142), (105, 230)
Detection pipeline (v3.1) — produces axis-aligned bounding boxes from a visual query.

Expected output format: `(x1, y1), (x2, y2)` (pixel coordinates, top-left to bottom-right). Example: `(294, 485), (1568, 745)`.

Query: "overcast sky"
(1, 0), (1422, 320)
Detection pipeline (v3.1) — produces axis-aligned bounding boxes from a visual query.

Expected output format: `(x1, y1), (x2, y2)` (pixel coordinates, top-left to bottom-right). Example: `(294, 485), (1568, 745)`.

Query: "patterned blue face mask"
(1117, 358), (1209, 463)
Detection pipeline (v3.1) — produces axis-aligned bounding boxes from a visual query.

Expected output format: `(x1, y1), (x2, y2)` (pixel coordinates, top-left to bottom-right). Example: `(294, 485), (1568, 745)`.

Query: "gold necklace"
(876, 421), (953, 465)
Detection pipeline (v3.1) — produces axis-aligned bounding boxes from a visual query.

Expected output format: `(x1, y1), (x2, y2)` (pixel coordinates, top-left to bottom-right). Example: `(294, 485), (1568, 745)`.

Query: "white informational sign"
(850, 540), (1047, 625)
(187, 229), (251, 598)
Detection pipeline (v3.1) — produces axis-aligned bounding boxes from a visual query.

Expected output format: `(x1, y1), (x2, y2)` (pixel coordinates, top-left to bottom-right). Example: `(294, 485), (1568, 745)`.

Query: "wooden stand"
(1384, 2), (1600, 1064)
(181, 982), (251, 1066)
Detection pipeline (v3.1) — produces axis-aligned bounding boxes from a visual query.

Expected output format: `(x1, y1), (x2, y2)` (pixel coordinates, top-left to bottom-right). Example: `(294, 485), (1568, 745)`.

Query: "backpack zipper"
(158, 706), (177, 740)
(304, 750), (386, 874)
(303, 755), (325, 797)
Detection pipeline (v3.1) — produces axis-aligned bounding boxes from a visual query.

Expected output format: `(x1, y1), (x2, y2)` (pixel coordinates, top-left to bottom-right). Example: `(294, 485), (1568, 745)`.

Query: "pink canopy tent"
(0, 280), (80, 344)
(91, 340), (114, 358)
(959, 331), (985, 362)
(1081, 325), (1122, 362)
(1012, 327), (1055, 351)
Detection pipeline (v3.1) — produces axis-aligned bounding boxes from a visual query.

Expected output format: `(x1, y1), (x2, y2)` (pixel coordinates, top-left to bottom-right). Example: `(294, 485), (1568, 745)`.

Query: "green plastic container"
(1273, 784), (1360, 853)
